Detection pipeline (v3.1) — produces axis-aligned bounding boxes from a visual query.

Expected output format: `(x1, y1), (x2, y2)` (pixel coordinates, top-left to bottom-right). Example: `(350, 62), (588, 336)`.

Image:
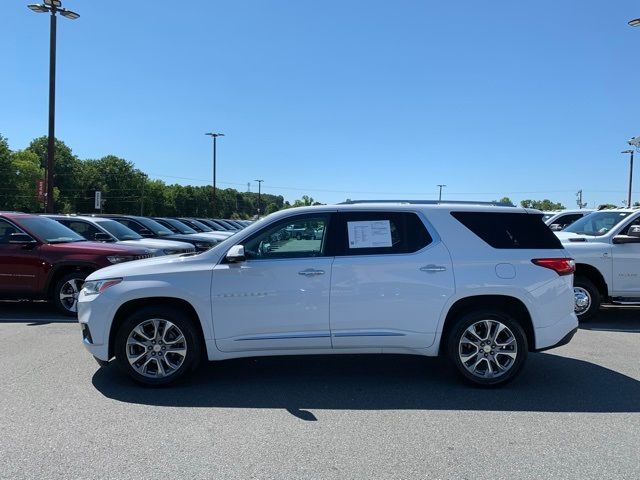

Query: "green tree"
(27, 136), (82, 213)
(597, 203), (618, 210)
(493, 196), (513, 205)
(8, 150), (44, 212)
(520, 199), (565, 210)
(0, 134), (16, 210)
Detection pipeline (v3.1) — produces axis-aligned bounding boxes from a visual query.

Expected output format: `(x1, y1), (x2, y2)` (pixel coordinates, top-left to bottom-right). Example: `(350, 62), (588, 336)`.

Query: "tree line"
(0, 134), (321, 218)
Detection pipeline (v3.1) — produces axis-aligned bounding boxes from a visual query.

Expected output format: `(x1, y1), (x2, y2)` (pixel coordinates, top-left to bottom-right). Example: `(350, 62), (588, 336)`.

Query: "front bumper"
(77, 292), (115, 361)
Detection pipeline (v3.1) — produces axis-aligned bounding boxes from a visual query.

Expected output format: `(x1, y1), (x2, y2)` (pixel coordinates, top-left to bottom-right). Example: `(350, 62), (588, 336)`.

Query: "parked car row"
(0, 211), (252, 315)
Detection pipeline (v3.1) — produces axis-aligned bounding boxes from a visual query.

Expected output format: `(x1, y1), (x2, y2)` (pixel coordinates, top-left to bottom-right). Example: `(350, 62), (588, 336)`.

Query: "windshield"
(564, 211), (631, 236)
(98, 219), (143, 241)
(136, 217), (174, 236)
(188, 219), (213, 232)
(161, 218), (197, 234)
(18, 216), (86, 244)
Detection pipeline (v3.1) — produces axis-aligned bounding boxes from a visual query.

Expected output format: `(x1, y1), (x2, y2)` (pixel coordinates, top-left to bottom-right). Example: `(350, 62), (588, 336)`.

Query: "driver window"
(243, 215), (329, 260)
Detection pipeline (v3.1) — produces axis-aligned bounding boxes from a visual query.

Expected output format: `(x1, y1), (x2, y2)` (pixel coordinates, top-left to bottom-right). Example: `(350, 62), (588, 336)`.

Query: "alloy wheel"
(458, 319), (518, 379)
(59, 278), (83, 313)
(126, 319), (187, 378)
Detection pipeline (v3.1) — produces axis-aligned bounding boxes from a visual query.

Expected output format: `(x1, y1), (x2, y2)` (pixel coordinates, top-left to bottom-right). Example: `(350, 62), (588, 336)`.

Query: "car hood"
(555, 232), (599, 243)
(118, 238), (194, 251)
(85, 249), (219, 281)
(47, 241), (150, 255)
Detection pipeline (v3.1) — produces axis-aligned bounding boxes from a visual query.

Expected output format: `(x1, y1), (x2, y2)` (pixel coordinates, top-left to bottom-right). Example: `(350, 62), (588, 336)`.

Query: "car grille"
(133, 254), (153, 260)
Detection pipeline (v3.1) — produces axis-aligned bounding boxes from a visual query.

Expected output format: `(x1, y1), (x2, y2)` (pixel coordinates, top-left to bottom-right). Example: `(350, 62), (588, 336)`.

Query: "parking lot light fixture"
(437, 184), (446, 202)
(205, 132), (225, 216)
(255, 179), (264, 217)
(27, 0), (80, 213)
(629, 18), (640, 27)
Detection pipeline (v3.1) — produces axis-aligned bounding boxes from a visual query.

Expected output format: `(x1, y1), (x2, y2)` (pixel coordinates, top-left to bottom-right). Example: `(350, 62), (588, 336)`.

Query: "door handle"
(420, 265), (447, 273)
(298, 269), (325, 277)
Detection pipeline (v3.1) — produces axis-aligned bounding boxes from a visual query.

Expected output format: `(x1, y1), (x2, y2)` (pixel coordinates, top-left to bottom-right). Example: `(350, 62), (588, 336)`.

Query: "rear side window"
(330, 212), (432, 256)
(451, 212), (562, 249)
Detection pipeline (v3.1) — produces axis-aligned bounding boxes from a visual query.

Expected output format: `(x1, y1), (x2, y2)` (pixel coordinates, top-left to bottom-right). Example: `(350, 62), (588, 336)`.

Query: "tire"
(447, 310), (528, 387)
(52, 271), (88, 317)
(114, 306), (202, 386)
(573, 276), (600, 322)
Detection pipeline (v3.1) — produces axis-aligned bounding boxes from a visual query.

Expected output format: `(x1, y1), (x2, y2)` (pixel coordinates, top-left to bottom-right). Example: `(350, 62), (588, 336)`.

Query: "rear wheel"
(447, 310), (528, 387)
(114, 306), (202, 386)
(573, 276), (599, 322)
(52, 272), (88, 316)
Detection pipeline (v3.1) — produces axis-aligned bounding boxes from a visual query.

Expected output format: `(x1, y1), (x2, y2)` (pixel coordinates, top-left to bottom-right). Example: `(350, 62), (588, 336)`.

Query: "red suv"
(0, 212), (152, 316)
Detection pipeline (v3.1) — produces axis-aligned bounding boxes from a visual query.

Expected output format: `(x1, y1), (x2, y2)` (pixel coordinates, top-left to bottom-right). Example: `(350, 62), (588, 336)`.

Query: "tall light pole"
(255, 179), (264, 217)
(437, 184), (446, 202)
(28, 0), (80, 213)
(205, 132), (224, 216)
(622, 150), (635, 207)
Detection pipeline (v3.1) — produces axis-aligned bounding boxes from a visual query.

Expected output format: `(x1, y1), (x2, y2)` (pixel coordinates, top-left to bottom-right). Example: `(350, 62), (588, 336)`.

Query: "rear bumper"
(534, 327), (578, 352)
(533, 311), (579, 351)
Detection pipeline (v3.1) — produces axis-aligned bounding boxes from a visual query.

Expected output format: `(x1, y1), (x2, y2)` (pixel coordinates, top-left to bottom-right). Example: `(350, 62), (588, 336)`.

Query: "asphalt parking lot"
(1, 303), (638, 480)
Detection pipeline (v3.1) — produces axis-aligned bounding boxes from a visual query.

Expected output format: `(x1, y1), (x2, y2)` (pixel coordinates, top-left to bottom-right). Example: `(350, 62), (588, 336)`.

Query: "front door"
(0, 219), (41, 295)
(329, 211), (455, 349)
(212, 213), (334, 352)
(612, 215), (640, 296)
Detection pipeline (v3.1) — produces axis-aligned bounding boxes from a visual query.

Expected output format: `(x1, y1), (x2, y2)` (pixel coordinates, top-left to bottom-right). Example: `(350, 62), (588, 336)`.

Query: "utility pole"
(437, 184), (446, 202)
(205, 132), (224, 216)
(255, 179), (264, 217)
(576, 190), (586, 209)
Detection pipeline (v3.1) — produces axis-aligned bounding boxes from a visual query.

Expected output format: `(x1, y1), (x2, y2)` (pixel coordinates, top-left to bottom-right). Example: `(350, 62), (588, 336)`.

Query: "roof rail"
(338, 199), (515, 207)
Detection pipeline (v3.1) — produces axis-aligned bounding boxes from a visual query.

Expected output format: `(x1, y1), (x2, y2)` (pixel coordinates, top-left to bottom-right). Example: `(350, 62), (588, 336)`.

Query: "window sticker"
(347, 220), (393, 248)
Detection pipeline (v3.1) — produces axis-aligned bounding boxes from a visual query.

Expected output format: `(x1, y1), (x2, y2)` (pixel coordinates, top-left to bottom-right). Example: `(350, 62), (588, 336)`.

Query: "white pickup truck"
(556, 208), (640, 320)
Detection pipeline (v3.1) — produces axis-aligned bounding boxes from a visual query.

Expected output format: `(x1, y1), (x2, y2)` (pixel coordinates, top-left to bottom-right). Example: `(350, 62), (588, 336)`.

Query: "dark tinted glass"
(451, 212), (562, 249)
(330, 212), (432, 256)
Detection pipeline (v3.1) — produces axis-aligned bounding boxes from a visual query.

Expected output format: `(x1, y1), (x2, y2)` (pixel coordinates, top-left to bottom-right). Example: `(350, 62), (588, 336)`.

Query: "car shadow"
(92, 352), (640, 418)
(580, 306), (640, 333)
(0, 301), (75, 325)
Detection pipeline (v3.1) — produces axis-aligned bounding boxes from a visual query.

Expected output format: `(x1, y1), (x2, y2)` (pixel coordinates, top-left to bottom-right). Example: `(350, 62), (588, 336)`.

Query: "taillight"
(531, 258), (575, 276)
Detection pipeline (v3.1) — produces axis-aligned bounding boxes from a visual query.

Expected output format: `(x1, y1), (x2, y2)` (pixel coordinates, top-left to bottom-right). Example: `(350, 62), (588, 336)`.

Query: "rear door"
(328, 211), (454, 349)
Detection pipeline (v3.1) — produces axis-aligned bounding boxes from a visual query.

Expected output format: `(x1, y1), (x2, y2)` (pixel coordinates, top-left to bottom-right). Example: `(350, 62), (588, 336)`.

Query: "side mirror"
(226, 245), (246, 263)
(612, 235), (640, 244)
(93, 232), (113, 242)
(628, 225), (640, 238)
(549, 224), (563, 231)
(9, 233), (36, 244)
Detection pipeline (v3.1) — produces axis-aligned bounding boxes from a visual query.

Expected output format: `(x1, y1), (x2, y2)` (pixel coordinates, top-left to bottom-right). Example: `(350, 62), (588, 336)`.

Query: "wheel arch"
(574, 263), (608, 298)
(46, 262), (98, 298)
(108, 297), (206, 360)
(439, 295), (535, 354)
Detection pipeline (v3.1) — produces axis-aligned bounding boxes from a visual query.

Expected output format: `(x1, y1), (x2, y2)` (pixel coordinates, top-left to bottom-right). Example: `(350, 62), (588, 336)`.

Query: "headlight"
(82, 278), (122, 296)
(163, 249), (178, 255)
(107, 255), (134, 264)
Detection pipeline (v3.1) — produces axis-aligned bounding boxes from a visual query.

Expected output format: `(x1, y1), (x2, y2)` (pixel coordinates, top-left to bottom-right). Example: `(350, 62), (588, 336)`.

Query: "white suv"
(78, 203), (578, 387)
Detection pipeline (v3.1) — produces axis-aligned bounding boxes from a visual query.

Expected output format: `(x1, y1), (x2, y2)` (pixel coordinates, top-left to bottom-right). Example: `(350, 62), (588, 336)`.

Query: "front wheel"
(52, 272), (88, 316)
(573, 276), (600, 322)
(447, 310), (528, 387)
(114, 306), (202, 386)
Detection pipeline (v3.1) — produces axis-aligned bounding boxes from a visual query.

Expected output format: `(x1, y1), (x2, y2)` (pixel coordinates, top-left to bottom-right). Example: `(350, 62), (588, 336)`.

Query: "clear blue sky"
(2, 0), (639, 208)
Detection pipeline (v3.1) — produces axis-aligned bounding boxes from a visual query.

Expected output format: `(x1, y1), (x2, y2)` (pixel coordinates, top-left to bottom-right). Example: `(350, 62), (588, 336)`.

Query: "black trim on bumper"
(81, 323), (93, 344)
(534, 327), (578, 352)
